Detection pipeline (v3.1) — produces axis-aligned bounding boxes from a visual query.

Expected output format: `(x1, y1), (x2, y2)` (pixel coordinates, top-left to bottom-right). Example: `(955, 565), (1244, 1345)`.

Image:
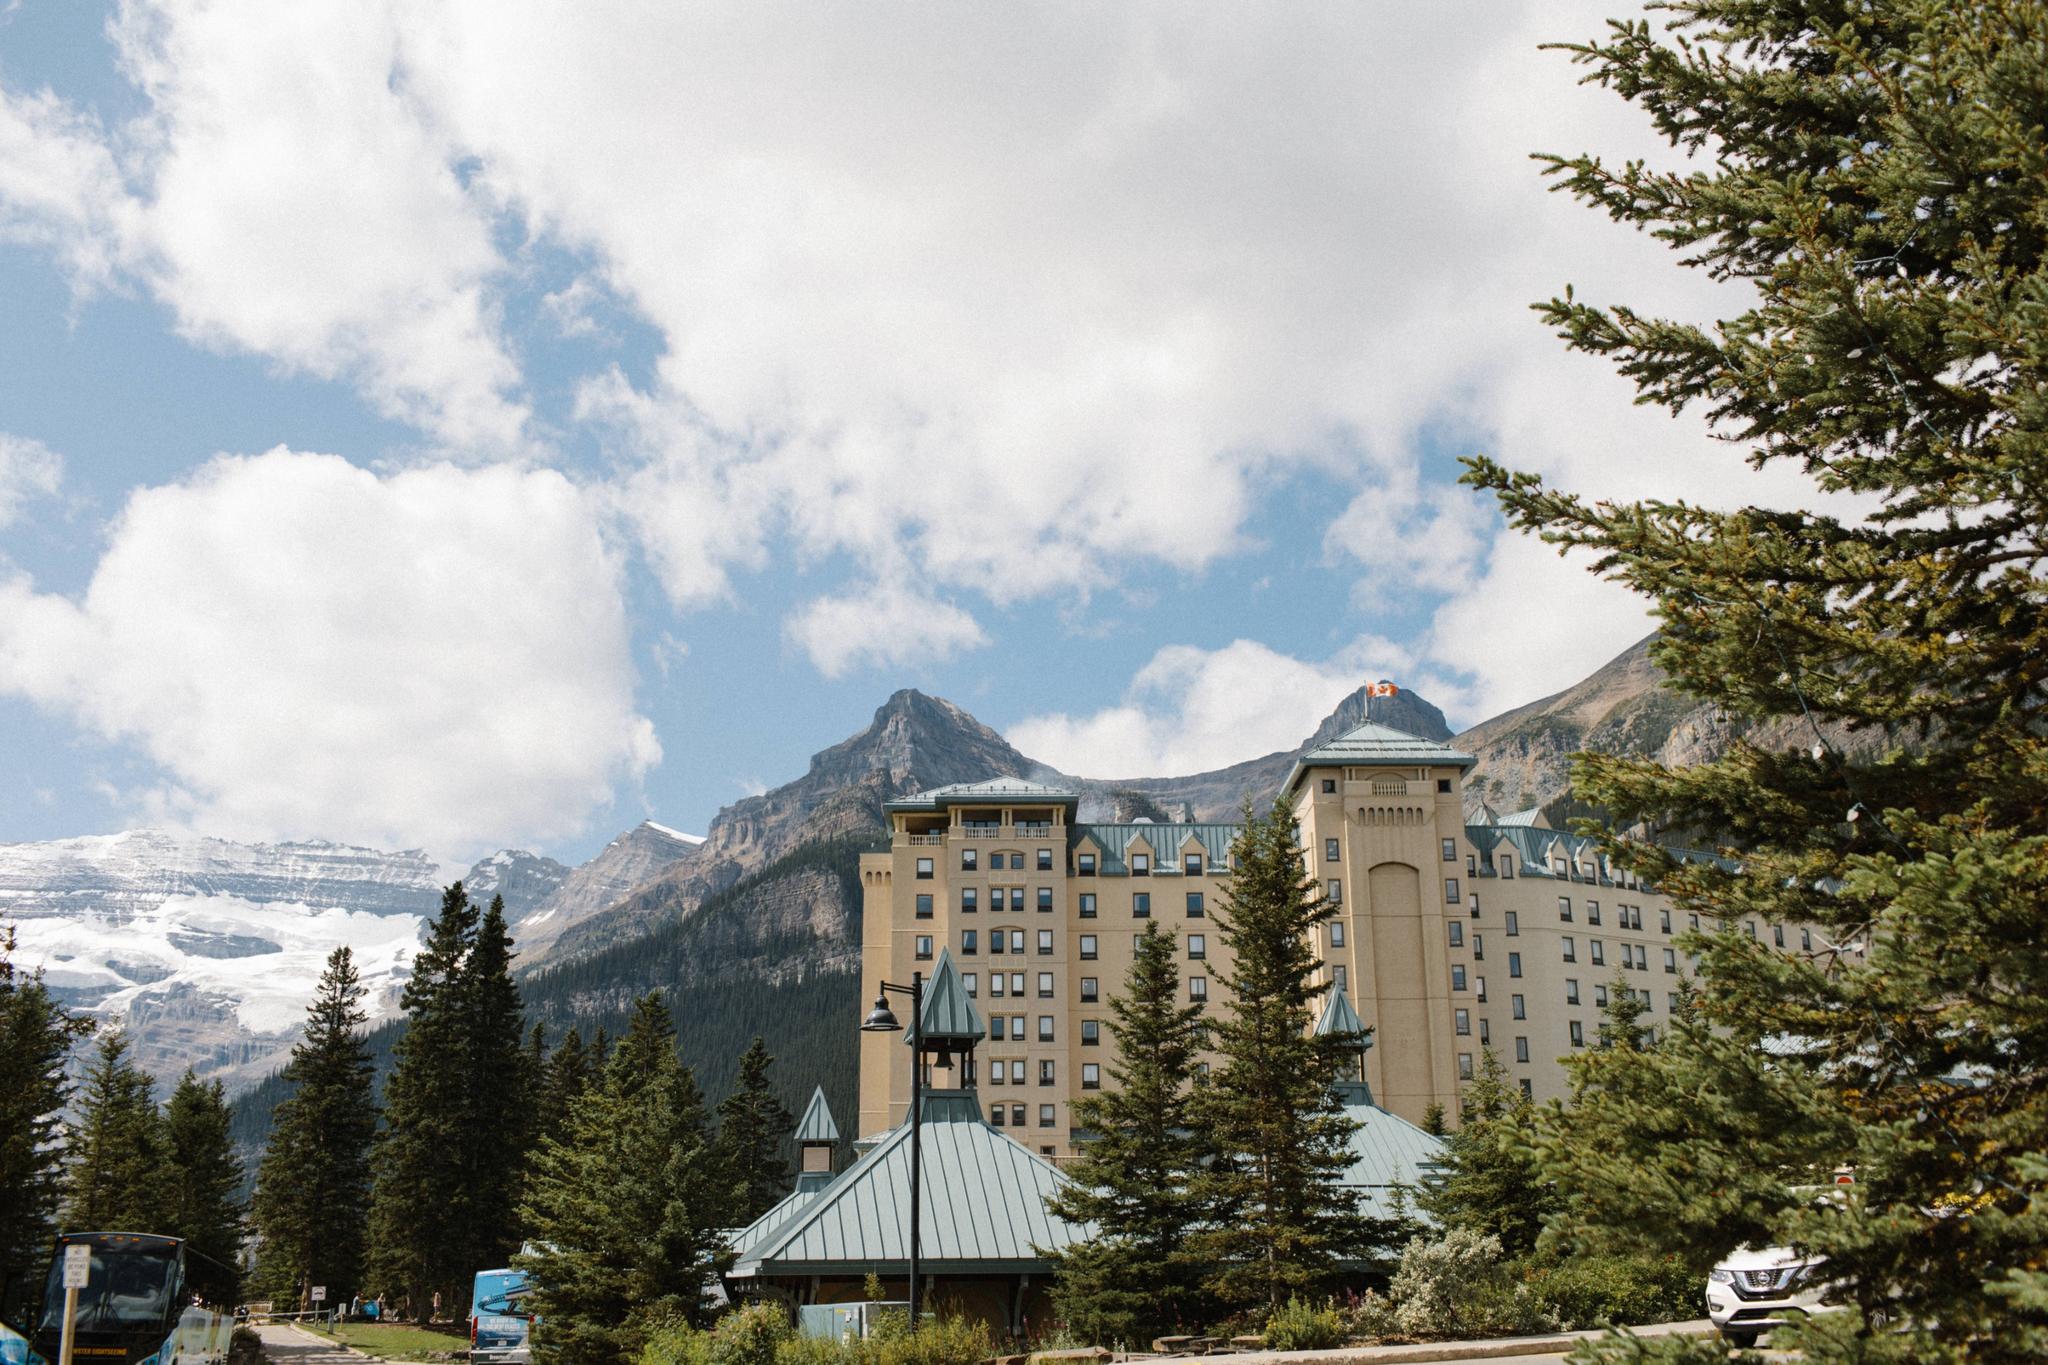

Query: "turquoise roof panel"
(1315, 986), (1369, 1045)
(1072, 823), (1241, 876)
(908, 949), (982, 1044)
(794, 1085), (839, 1145)
(886, 779), (1079, 812)
(730, 1094), (1093, 1277)
(1284, 721), (1476, 794)
(1338, 1097), (1447, 1222)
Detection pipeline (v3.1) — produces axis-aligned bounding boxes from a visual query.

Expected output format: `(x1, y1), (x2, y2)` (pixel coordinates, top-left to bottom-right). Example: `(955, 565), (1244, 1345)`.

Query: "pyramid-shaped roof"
(886, 778), (1079, 812)
(1338, 1096), (1447, 1221)
(794, 1085), (839, 1145)
(1285, 720), (1475, 794)
(1315, 985), (1370, 1048)
(906, 948), (982, 1045)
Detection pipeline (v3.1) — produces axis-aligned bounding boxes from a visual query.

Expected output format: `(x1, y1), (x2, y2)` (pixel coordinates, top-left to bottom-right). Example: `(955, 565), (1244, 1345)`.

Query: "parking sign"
(62, 1245), (90, 1290)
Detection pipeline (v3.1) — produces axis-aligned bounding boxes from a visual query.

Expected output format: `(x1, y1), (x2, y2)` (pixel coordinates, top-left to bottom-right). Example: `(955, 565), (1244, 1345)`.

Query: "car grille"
(1734, 1265), (1807, 1298)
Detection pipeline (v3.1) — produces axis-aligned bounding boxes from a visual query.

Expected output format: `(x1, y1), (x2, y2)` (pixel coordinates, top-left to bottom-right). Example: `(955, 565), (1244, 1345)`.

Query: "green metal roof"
(885, 779), (1079, 812)
(1284, 721), (1476, 794)
(1315, 986), (1369, 1047)
(794, 1085), (839, 1145)
(907, 949), (983, 1045)
(1335, 1091), (1447, 1222)
(1072, 823), (1240, 876)
(728, 1091), (1094, 1278)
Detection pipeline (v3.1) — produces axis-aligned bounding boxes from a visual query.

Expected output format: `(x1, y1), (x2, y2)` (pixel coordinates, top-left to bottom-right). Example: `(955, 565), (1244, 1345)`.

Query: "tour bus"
(467, 1269), (531, 1365)
(30, 1233), (235, 1365)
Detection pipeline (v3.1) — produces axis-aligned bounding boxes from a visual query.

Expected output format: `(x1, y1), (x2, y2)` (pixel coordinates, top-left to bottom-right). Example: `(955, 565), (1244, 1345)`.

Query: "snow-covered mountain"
(0, 824), (700, 1095)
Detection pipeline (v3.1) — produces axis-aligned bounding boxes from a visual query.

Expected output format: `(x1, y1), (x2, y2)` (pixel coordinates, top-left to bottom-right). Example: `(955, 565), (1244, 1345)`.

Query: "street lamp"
(861, 973), (924, 1330)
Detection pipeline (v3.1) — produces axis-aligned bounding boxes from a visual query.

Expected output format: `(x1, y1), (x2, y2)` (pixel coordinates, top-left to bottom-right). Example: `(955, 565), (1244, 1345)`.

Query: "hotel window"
(1587, 900), (1601, 925)
(1081, 1020), (1100, 1046)
(1471, 894), (1481, 919)
(1037, 848), (1053, 871)
(1499, 855), (1515, 879)
(1515, 1036), (1530, 1063)
(1039, 1060), (1055, 1086)
(1511, 993), (1525, 1020)
(1082, 1063), (1101, 1090)
(1009, 888), (1026, 911)
(1458, 1052), (1474, 1080)
(1455, 1008), (1470, 1036)
(915, 857), (935, 880)
(964, 972), (978, 997)
(1039, 1104), (1055, 1129)
(991, 930), (1006, 955)
(1519, 1078), (1533, 1099)
(961, 849), (978, 871)
(1321, 778), (1336, 793)
(1669, 992), (1681, 1013)
(1591, 940), (1606, 967)
(989, 1016), (1004, 1040)
(961, 888), (978, 913)
(1473, 933), (1485, 961)
(1558, 896), (1572, 921)
(1187, 933), (1206, 959)
(1080, 935), (1098, 960)
(1011, 1102), (1026, 1127)
(1131, 853), (1151, 876)
(1133, 893), (1151, 918)
(1451, 965), (1467, 991)
(1186, 892), (1204, 917)
(991, 1100), (1006, 1120)
(1184, 853), (1203, 875)
(1562, 936), (1577, 963)
(1508, 951), (1522, 979)
(1476, 975), (1487, 1002)
(1445, 877), (1461, 905)
(1595, 984), (1609, 1008)
(1079, 893), (1096, 918)
(1189, 976), (1209, 1002)
(1330, 921), (1345, 948)
(1664, 947), (1678, 973)
(1038, 1016), (1055, 1042)
(1037, 930), (1053, 956)
(1479, 1018), (1491, 1044)
(1449, 922), (1464, 948)
(1038, 887), (1054, 912)
(1438, 777), (1452, 793)
(1569, 1020), (1585, 1047)
(1467, 853), (1477, 876)
(1565, 978), (1581, 1005)
(1010, 1063), (1026, 1088)
(1037, 972), (1054, 998)
(1078, 853), (1096, 875)
(1327, 879), (1343, 904)
(961, 930), (978, 955)
(915, 894), (933, 918)
(1010, 853), (1026, 870)
(1505, 910), (1519, 937)
(991, 974), (1006, 998)
(915, 935), (933, 961)
(1010, 972), (1024, 996)
(1660, 908), (1672, 934)
(1325, 838), (1341, 862)
(1773, 924), (1785, 948)
(1442, 838), (1457, 862)
(1689, 912), (1701, 930)
(1080, 977), (1098, 1003)
(1801, 928), (1812, 952)
(1746, 919), (1758, 939)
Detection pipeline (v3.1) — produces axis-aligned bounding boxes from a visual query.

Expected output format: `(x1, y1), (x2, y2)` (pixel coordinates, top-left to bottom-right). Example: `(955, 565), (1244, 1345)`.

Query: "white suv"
(1706, 1245), (1832, 1347)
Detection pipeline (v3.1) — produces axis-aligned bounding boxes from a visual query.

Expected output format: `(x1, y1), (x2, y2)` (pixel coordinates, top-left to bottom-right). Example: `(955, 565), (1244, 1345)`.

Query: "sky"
(0, 1), (1800, 867)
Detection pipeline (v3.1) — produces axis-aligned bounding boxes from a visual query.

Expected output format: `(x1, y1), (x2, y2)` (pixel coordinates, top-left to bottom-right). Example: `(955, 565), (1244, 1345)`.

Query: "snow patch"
(642, 821), (704, 844)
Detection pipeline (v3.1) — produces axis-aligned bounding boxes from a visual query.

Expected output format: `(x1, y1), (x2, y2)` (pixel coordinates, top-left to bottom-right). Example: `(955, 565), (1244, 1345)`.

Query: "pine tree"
(457, 897), (530, 1286)
(1044, 922), (1213, 1344)
(0, 927), (90, 1322)
(1462, 4), (2048, 1357)
(715, 1037), (794, 1223)
(161, 1071), (244, 1289)
(1416, 1048), (1554, 1259)
(62, 1031), (166, 1233)
(1189, 800), (1366, 1310)
(518, 994), (728, 1365)
(543, 1028), (595, 1115)
(252, 947), (377, 1308)
(370, 882), (479, 1316)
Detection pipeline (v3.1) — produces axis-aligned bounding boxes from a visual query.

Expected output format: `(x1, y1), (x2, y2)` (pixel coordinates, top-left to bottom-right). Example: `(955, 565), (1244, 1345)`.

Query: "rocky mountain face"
(507, 821), (703, 960)
(459, 849), (570, 922)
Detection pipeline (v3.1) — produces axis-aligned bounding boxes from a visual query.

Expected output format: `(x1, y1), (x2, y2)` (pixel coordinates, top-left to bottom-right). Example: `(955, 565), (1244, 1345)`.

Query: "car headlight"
(1708, 1269), (1734, 1284)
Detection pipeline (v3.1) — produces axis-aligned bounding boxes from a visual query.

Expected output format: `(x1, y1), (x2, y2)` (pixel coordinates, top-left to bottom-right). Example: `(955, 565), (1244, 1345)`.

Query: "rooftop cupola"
(793, 1085), (840, 1186)
(1316, 985), (1375, 1104)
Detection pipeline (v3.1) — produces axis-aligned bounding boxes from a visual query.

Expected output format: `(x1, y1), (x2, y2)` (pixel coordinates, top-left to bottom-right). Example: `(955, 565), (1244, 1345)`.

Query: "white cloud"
(0, 449), (659, 857)
(784, 581), (989, 679)
(1009, 636), (1461, 779)
(0, 433), (63, 526)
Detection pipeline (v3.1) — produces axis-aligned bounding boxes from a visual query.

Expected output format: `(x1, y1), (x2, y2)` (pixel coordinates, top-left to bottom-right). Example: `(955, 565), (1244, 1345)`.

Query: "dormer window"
(1077, 852), (1096, 875)
(1183, 853), (1203, 875)
(1132, 853), (1151, 875)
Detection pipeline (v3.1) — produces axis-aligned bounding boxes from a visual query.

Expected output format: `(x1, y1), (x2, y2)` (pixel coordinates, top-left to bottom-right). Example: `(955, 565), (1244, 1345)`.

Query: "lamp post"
(861, 972), (924, 1330)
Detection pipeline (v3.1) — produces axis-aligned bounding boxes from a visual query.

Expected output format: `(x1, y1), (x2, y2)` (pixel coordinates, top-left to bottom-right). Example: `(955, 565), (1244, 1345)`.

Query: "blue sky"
(0, 1), (1776, 866)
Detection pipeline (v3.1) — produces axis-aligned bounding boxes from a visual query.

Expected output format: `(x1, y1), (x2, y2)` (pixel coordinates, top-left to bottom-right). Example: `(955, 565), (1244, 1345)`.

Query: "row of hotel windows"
(914, 931), (1211, 963)
(916, 850), (1214, 877)
(914, 889), (1208, 917)
(913, 961), (1212, 1005)
(967, 1057), (1116, 1090)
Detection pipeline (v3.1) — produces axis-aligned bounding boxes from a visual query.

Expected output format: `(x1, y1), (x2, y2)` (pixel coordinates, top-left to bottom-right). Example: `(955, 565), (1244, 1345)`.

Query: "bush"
(874, 1316), (993, 1365)
(639, 1317), (712, 1365)
(1519, 1254), (1698, 1331)
(1262, 1297), (1346, 1352)
(1383, 1230), (1558, 1341)
(709, 1303), (794, 1365)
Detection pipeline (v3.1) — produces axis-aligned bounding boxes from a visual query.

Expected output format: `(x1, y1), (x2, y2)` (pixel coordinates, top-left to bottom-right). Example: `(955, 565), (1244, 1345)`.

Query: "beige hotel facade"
(857, 721), (1781, 1155)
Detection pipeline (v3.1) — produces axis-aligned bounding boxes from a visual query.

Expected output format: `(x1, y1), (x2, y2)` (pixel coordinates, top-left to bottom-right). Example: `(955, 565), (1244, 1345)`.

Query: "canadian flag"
(1368, 680), (1399, 697)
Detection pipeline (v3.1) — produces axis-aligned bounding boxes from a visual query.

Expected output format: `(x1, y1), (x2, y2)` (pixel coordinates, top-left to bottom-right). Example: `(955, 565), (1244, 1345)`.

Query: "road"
(252, 1323), (369, 1365)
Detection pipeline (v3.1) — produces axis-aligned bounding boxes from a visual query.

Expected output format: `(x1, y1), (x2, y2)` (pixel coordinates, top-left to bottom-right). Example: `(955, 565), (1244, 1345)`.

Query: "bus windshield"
(41, 1247), (177, 1333)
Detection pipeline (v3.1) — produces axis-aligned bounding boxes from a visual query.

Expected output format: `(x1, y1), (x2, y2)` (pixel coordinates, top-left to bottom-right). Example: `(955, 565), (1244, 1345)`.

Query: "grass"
(302, 1321), (472, 1361)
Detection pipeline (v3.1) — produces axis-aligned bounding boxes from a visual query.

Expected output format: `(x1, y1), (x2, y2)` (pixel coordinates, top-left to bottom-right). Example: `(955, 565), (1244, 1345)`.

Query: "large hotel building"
(856, 720), (1771, 1155)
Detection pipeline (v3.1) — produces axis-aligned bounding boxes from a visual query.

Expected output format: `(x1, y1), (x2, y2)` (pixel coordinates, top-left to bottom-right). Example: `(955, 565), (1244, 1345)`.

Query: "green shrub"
(773, 1335), (851, 1365)
(1519, 1254), (1698, 1331)
(708, 1303), (793, 1365)
(1383, 1229), (1558, 1341)
(639, 1316), (713, 1365)
(874, 1317), (994, 1365)
(1262, 1297), (1346, 1351)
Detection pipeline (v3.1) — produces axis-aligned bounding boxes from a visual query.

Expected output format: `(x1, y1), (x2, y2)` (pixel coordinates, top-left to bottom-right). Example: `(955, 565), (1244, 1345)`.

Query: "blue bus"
(467, 1269), (530, 1365)
(27, 1234), (234, 1365)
